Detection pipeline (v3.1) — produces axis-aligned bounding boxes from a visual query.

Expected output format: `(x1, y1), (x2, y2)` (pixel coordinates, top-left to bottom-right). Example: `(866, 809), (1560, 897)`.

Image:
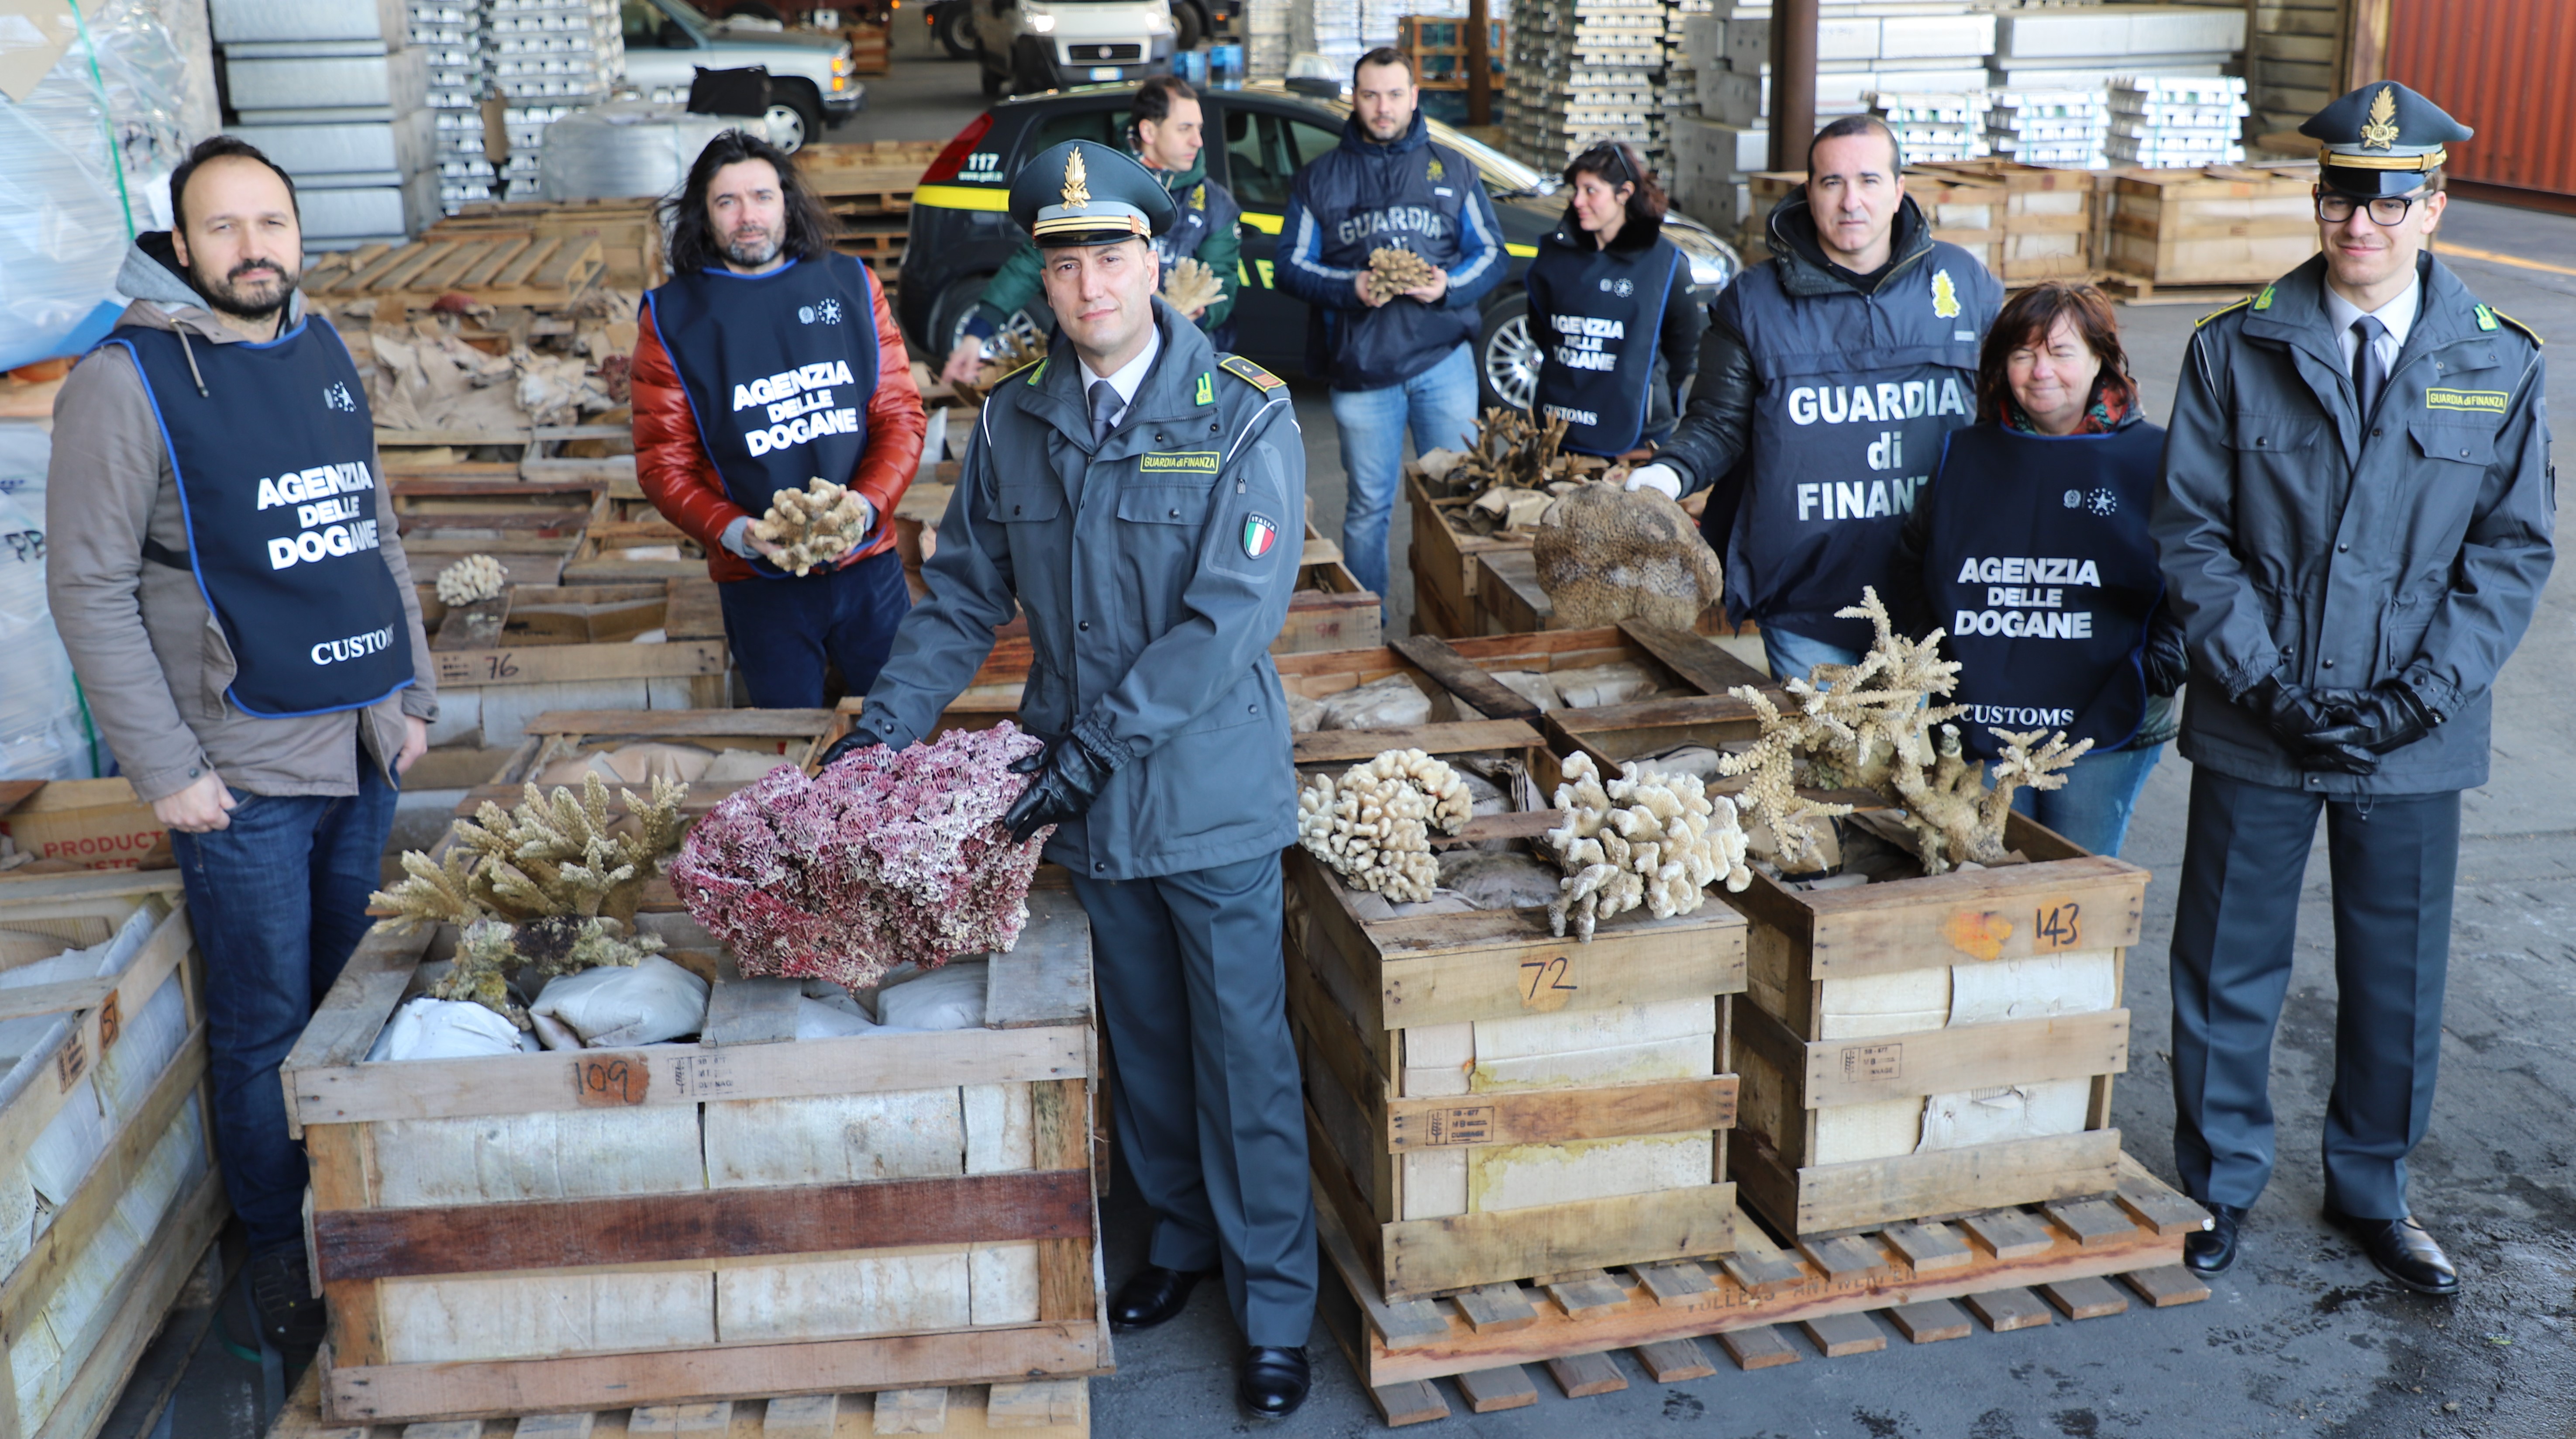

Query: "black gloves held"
(2240, 674), (2336, 754)
(817, 726), (887, 769)
(1004, 722), (1123, 844)
(2141, 623), (2190, 698)
(2303, 680), (2441, 775)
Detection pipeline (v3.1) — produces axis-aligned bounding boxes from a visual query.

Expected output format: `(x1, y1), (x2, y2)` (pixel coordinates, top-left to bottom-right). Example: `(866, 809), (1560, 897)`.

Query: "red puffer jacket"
(630, 259), (926, 584)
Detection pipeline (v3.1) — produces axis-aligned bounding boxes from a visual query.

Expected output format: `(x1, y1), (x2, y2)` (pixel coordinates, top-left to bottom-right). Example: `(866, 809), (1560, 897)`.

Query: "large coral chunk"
(1161, 256), (1225, 315)
(752, 478), (872, 577)
(1295, 749), (1473, 903)
(1541, 752), (1750, 942)
(1363, 245), (1443, 303)
(1534, 483), (1725, 632)
(670, 723), (1052, 988)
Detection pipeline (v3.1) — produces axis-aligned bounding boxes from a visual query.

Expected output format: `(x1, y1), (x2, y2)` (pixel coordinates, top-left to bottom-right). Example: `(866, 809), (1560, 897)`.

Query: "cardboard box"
(0, 779), (172, 871)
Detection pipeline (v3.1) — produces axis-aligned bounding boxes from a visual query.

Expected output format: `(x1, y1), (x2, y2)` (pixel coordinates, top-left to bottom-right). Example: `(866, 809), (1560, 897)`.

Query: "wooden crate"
(1722, 812), (2151, 1238)
(392, 475), (601, 587)
(565, 491), (711, 584)
(1912, 159), (2096, 284)
(1396, 15), (1505, 85)
(1741, 171), (2008, 274)
(0, 872), (228, 1439)
(409, 577), (731, 779)
(1543, 691), (1777, 782)
(1316, 1154), (2209, 1422)
(1282, 701), (1749, 1302)
(268, 1370), (1088, 1436)
(428, 198), (667, 291)
(2104, 163), (2321, 286)
(282, 893), (1106, 1426)
(840, 21), (890, 75)
(0, 780), (171, 877)
(1405, 471), (1526, 639)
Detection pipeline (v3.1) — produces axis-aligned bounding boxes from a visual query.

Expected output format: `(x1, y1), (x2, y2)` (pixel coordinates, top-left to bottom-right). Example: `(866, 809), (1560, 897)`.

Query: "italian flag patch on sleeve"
(1242, 514), (1278, 559)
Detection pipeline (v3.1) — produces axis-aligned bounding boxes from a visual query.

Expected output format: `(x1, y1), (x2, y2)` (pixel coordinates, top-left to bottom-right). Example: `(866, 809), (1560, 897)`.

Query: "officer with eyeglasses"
(2151, 82), (2555, 1295)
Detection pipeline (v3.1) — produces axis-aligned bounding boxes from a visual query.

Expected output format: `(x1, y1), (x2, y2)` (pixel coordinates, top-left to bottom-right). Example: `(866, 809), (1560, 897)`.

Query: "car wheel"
(930, 276), (1052, 362)
(762, 86), (822, 153)
(937, 6), (974, 58)
(1171, 1), (1202, 51)
(1478, 293), (1539, 413)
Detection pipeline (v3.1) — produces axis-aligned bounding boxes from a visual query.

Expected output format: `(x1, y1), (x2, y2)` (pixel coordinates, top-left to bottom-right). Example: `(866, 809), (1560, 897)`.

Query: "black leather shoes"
(1240, 1345), (1310, 1419)
(1109, 1265), (1209, 1330)
(2329, 1210), (2460, 1297)
(2183, 1202), (2247, 1274)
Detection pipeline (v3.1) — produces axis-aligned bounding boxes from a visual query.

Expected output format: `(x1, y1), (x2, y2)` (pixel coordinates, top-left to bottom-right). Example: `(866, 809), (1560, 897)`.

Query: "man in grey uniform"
(2152, 82), (2554, 1295)
(822, 139), (1319, 1418)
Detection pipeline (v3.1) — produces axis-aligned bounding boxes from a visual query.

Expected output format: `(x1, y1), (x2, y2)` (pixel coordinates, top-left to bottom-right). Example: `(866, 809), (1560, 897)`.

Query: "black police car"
(899, 83), (1742, 410)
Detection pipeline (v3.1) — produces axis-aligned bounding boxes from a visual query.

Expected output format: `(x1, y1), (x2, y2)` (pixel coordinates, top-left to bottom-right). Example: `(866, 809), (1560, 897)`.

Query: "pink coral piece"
(669, 722), (1054, 988)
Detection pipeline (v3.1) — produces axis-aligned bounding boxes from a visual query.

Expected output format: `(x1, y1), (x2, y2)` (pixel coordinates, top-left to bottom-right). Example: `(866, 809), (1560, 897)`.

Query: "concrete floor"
(117, 64), (2576, 1436)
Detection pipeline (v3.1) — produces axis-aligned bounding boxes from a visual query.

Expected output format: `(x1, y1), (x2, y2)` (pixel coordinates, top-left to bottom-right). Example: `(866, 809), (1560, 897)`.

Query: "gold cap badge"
(2360, 85), (2400, 150)
(1061, 148), (1090, 209)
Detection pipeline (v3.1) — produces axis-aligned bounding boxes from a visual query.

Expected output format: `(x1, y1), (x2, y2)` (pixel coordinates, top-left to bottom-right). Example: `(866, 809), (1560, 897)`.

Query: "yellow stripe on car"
(914, 184), (1011, 212)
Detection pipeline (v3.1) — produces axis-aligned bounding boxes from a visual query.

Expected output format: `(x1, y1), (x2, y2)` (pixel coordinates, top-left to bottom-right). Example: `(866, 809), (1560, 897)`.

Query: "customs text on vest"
(1529, 232), (1686, 456)
(105, 319), (414, 717)
(1723, 254), (1989, 649)
(643, 253), (881, 577)
(1925, 422), (2166, 757)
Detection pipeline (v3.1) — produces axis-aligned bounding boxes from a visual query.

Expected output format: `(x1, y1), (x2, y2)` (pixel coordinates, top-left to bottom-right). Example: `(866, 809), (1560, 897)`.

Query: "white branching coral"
(1363, 245), (1443, 303)
(1717, 588), (2090, 874)
(434, 553), (509, 605)
(1161, 256), (1225, 315)
(752, 478), (872, 577)
(1541, 752), (1749, 941)
(1296, 749), (1474, 903)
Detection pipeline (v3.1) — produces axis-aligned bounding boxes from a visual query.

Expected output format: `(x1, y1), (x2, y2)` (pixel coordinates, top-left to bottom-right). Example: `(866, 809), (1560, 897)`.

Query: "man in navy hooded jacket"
(1276, 47), (1505, 601)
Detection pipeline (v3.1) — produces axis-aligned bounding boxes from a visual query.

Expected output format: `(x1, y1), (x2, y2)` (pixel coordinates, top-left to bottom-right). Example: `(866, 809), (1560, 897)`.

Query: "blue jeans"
(172, 737), (398, 1256)
(2012, 741), (2163, 858)
(717, 546), (913, 707)
(1328, 343), (1480, 599)
(1761, 626), (1865, 683)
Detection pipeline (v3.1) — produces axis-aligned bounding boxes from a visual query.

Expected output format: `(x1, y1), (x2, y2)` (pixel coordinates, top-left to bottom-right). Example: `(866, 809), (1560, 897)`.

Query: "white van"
(969, 0), (1179, 99)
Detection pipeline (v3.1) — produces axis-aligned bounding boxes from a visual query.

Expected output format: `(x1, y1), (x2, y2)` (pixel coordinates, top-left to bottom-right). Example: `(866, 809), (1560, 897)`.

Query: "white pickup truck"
(619, 0), (863, 151)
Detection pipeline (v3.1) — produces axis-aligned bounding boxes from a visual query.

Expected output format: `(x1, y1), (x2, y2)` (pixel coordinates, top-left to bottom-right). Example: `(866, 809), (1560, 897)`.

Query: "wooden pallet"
(1319, 1156), (2210, 1425)
(302, 235), (605, 311)
(267, 1370), (1088, 1436)
(2093, 273), (2265, 307)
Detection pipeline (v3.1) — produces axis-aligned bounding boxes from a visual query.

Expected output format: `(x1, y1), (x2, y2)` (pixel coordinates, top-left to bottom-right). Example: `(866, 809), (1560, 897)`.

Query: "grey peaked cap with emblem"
(2300, 81), (2473, 198)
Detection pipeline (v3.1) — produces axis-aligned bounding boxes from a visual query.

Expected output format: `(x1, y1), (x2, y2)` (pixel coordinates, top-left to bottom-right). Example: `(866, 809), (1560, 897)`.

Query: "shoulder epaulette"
(2483, 304), (2543, 346)
(1012, 355), (1047, 386)
(2196, 295), (2256, 328)
(1218, 354), (1285, 392)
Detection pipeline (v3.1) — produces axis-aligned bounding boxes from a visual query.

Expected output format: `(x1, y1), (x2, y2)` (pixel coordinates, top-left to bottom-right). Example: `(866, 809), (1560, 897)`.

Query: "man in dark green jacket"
(2151, 82), (2554, 1297)
(939, 76), (1240, 380)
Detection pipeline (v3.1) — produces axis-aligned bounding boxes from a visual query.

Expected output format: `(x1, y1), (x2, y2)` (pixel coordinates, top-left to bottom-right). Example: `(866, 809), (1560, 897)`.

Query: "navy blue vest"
(105, 318), (414, 718)
(1526, 231), (1687, 456)
(643, 253), (880, 578)
(1719, 244), (1996, 649)
(1925, 421), (2167, 757)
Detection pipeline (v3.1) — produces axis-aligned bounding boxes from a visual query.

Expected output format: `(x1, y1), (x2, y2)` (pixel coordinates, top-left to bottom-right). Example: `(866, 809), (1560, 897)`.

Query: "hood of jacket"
(1337, 107), (1431, 157)
(1546, 204), (1666, 255)
(1768, 190), (1933, 297)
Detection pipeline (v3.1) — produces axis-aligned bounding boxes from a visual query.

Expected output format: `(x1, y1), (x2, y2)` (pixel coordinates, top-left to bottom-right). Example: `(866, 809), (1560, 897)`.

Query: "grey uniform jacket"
(2152, 253), (2555, 795)
(853, 300), (1307, 880)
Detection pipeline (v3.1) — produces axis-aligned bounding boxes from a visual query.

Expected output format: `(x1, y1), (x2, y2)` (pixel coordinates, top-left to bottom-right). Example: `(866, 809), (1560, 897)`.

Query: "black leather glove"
(2305, 680), (2440, 772)
(2240, 673), (2336, 755)
(2141, 621), (2190, 698)
(817, 726), (886, 769)
(1003, 725), (1122, 844)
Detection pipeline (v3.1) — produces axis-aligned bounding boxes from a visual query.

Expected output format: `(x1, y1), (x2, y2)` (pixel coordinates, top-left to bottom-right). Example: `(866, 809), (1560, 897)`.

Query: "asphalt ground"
(123, 49), (2576, 1434)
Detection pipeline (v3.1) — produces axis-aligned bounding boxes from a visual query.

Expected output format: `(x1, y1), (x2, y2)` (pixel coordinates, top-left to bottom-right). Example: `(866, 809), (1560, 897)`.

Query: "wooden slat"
(2120, 1265), (2213, 1308)
(1631, 1261), (1716, 1306)
(1965, 1287), (2054, 1332)
(312, 1170), (1093, 1281)
(1543, 1349), (1626, 1398)
(1454, 1364), (1538, 1411)
(1616, 620), (1773, 695)
(1719, 1325), (1801, 1370)
(1776, 1129), (2125, 1236)
(514, 1414), (596, 1437)
(2040, 1275), (2131, 1320)
(982, 1380), (1085, 1428)
(1539, 1270), (1626, 1316)
(1798, 1010), (2130, 1108)
(630, 1402), (731, 1435)
(1633, 1337), (1717, 1382)
(1291, 718), (1543, 766)
(1801, 857), (2148, 979)
(1799, 1311), (1887, 1357)
(1384, 1076), (1737, 1149)
(871, 1388), (946, 1435)
(1031, 1077), (1095, 1324)
(1962, 1208), (2059, 1260)
(1884, 1221), (1975, 1272)
(2114, 1156), (2214, 1236)
(1887, 1298), (1974, 1342)
(1454, 1284), (1538, 1332)
(1362, 1380), (1449, 1426)
(1796, 1234), (1893, 1283)
(523, 708), (834, 739)
(2044, 1197), (2140, 1248)
(1388, 634), (1542, 720)
(1378, 1183), (1739, 1300)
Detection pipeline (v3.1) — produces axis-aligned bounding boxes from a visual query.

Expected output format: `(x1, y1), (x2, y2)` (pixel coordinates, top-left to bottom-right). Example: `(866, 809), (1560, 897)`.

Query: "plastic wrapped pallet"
(0, 493), (90, 780)
(537, 99), (764, 202)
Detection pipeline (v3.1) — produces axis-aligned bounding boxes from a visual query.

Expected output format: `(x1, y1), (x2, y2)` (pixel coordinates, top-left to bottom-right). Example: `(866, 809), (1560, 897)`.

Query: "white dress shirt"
(2322, 273), (2421, 379)
(1081, 324), (1162, 431)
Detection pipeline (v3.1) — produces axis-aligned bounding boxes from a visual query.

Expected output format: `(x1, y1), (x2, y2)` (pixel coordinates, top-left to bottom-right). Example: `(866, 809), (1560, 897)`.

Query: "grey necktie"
(2351, 314), (2388, 421)
(1089, 378), (1121, 444)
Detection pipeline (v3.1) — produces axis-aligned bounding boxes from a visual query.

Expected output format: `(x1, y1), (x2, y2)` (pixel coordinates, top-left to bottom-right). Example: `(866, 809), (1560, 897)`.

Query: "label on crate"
(1839, 1042), (1902, 1084)
(573, 1053), (650, 1106)
(1399, 1105), (1497, 1148)
(98, 991), (121, 1053)
(2030, 897), (2085, 952)
(660, 1050), (740, 1099)
(58, 1027), (86, 1092)
(1518, 954), (1581, 1011)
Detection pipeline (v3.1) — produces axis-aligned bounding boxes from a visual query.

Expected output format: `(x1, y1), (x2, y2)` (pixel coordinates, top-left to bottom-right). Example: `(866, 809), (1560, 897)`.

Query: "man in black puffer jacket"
(1624, 116), (2001, 680)
(1275, 47), (1505, 601)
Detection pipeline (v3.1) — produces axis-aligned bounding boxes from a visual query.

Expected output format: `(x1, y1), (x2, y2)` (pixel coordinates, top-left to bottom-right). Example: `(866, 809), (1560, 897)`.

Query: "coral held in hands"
(1296, 749), (1474, 903)
(669, 722), (1053, 990)
(950, 330), (1048, 406)
(1715, 588), (2088, 874)
(1364, 245), (1443, 303)
(1534, 482), (1725, 632)
(1542, 752), (1749, 942)
(434, 553), (509, 605)
(753, 478), (872, 577)
(1161, 256), (1225, 315)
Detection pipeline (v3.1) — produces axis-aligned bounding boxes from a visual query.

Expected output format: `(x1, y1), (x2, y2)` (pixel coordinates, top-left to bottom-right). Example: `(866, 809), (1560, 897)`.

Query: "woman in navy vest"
(1523, 141), (1705, 458)
(1890, 282), (2187, 856)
